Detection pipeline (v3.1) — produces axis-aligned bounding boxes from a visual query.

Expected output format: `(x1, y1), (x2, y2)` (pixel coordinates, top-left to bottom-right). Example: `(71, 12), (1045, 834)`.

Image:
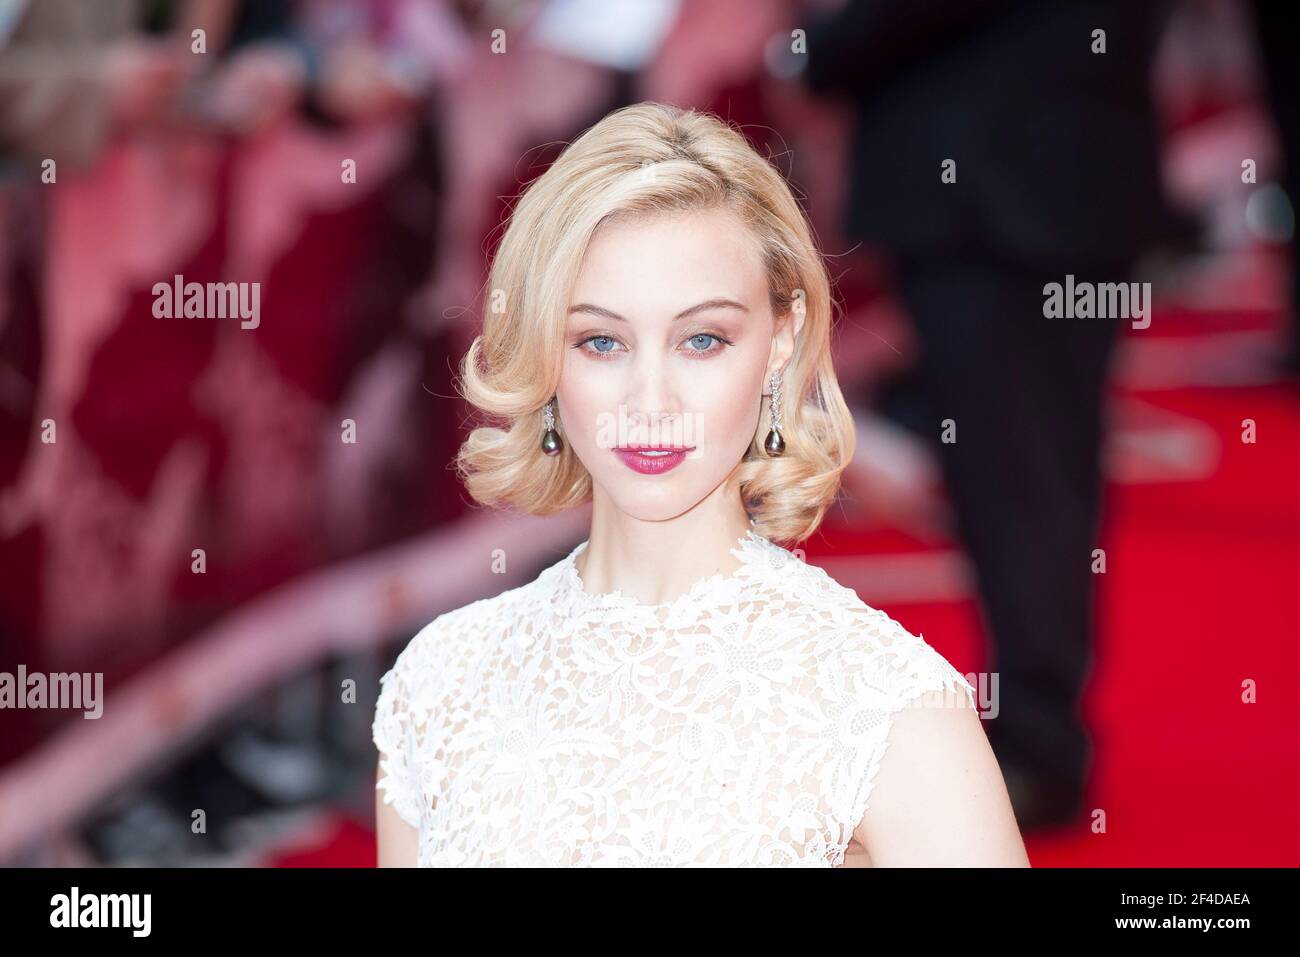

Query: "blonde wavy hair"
(453, 102), (856, 546)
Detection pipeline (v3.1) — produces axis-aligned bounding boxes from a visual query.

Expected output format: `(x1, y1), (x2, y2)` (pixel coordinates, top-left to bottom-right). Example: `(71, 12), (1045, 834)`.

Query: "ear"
(765, 304), (803, 391)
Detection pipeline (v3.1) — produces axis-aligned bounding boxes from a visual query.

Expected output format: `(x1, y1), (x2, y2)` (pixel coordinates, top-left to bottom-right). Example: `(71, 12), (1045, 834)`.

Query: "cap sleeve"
(833, 609), (977, 840)
(372, 629), (433, 830)
(882, 622), (976, 714)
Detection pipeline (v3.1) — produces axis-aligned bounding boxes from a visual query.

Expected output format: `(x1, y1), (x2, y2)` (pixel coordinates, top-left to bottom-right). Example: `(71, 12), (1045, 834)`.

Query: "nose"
(623, 352), (684, 442)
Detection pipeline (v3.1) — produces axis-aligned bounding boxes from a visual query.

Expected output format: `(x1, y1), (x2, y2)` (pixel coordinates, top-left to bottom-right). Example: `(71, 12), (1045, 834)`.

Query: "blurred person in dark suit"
(1249, 0), (1300, 377)
(803, 0), (1188, 829)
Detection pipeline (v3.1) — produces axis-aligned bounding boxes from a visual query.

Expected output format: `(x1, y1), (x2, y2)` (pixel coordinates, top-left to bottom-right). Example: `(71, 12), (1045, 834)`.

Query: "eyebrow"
(567, 298), (749, 323)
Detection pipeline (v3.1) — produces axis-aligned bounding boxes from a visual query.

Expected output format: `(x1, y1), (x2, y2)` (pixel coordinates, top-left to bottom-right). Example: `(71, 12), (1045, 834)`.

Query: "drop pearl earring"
(541, 397), (563, 456)
(764, 371), (785, 457)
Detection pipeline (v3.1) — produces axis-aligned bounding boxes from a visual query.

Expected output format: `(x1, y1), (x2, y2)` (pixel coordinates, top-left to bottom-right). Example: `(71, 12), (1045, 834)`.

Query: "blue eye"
(578, 335), (622, 356)
(684, 333), (733, 356)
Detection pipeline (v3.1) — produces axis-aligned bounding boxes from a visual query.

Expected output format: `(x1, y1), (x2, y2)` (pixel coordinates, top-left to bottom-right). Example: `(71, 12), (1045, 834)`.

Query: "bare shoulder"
(855, 686), (1028, 866)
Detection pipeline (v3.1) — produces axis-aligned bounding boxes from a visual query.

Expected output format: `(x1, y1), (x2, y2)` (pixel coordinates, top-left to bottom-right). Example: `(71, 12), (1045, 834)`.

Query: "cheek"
(702, 385), (760, 443)
(556, 360), (620, 448)
(685, 361), (765, 447)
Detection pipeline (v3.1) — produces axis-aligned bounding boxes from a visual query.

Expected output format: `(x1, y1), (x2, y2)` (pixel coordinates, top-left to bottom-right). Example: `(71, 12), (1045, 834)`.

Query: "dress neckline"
(557, 525), (779, 614)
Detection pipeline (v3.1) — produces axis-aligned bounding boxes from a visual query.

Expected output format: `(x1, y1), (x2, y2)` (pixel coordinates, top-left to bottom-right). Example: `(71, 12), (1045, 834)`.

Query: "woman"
(373, 102), (1028, 867)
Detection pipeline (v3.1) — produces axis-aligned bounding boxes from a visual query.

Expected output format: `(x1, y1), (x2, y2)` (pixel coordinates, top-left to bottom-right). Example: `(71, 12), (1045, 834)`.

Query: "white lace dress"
(372, 526), (976, 867)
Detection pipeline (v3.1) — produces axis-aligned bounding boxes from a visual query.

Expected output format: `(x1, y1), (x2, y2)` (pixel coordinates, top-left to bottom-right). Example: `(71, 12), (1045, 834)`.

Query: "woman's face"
(557, 207), (793, 522)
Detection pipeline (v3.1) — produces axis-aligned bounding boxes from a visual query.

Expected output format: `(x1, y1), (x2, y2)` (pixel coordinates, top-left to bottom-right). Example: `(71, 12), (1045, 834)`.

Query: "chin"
(601, 489), (701, 523)
(592, 470), (709, 518)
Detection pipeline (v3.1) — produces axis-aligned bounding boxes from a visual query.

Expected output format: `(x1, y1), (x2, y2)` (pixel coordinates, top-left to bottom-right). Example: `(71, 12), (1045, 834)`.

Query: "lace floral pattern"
(373, 527), (976, 867)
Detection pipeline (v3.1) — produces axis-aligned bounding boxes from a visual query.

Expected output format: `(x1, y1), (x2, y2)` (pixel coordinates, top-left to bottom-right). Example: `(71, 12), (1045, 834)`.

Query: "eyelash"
(572, 332), (734, 360)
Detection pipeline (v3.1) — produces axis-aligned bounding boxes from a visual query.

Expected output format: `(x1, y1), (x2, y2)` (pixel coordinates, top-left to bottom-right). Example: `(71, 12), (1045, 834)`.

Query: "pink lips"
(614, 446), (694, 475)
